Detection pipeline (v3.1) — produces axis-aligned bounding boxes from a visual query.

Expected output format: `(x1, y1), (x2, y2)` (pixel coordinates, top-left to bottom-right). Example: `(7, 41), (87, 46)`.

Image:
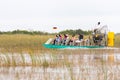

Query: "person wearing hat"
(94, 22), (102, 34)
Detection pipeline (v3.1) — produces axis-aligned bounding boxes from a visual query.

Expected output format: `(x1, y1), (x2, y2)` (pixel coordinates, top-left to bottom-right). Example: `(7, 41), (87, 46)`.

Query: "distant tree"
(0, 30), (49, 35)
(0, 29), (92, 35)
(59, 29), (92, 35)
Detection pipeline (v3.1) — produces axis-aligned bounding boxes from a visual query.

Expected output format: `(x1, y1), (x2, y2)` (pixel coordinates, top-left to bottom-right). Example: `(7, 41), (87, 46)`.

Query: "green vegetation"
(115, 34), (120, 47)
(0, 32), (120, 52)
(0, 29), (92, 52)
(0, 30), (119, 80)
(0, 29), (92, 35)
(59, 29), (92, 35)
(0, 30), (49, 35)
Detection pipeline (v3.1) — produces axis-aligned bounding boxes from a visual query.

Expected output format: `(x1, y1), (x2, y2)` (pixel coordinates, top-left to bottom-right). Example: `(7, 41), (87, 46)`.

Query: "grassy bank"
(0, 34), (54, 52)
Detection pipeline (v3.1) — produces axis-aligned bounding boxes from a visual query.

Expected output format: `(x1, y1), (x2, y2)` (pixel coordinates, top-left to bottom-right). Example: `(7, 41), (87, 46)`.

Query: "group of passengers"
(52, 34), (84, 46)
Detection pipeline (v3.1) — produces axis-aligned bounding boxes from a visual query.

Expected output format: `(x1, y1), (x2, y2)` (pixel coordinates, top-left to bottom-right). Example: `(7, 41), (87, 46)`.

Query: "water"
(0, 50), (120, 80)
(1, 64), (120, 80)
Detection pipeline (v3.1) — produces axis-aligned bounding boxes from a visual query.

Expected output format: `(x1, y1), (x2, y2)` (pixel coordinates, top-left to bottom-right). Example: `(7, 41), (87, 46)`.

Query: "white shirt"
(95, 24), (102, 30)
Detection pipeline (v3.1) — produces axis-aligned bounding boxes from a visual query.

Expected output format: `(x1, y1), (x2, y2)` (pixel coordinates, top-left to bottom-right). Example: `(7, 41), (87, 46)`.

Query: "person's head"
(56, 35), (58, 37)
(72, 34), (75, 37)
(59, 34), (61, 37)
(98, 22), (100, 25)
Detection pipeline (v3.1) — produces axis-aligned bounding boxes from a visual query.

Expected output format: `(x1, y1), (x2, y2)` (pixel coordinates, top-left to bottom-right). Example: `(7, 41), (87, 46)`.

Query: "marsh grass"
(42, 60), (49, 68)
(0, 34), (120, 80)
(12, 53), (16, 66)
(0, 48), (119, 67)
(115, 34), (120, 47)
(4, 53), (11, 66)
(0, 51), (120, 80)
(0, 34), (54, 52)
(29, 50), (36, 66)
(0, 34), (120, 53)
(20, 53), (25, 66)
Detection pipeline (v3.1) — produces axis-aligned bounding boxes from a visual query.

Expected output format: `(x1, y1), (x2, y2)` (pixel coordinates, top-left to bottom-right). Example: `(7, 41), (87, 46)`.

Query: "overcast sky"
(0, 0), (120, 33)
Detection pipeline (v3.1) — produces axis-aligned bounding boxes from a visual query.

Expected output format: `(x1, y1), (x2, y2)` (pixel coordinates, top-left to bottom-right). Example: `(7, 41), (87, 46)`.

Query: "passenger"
(68, 34), (76, 45)
(84, 36), (91, 46)
(79, 34), (84, 41)
(62, 34), (69, 45)
(75, 34), (84, 46)
(53, 35), (59, 45)
(58, 34), (63, 44)
(94, 22), (102, 34)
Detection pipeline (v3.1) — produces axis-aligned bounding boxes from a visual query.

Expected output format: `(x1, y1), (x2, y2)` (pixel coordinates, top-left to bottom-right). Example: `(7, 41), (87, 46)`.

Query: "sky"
(0, 0), (120, 33)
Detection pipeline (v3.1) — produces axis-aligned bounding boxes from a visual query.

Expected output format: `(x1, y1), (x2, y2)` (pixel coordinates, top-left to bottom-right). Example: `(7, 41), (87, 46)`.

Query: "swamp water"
(0, 49), (120, 80)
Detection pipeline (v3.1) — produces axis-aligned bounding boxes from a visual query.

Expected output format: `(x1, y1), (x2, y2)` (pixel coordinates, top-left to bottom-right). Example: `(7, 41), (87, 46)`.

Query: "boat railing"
(45, 38), (53, 44)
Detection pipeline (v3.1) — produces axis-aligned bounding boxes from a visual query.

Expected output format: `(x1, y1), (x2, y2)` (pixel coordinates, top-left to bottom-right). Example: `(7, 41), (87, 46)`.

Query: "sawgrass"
(0, 34), (119, 53)
(0, 34), (54, 52)
(114, 34), (120, 47)
(0, 34), (120, 80)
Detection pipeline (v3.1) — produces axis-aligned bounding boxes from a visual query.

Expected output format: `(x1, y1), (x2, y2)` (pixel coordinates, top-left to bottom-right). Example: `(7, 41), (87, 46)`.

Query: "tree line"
(0, 29), (92, 35)
(59, 29), (92, 35)
(0, 30), (49, 35)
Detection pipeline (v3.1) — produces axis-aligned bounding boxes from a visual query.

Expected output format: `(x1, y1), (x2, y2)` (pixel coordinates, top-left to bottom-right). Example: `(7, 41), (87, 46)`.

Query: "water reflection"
(0, 52), (120, 65)
(0, 51), (120, 80)
(0, 65), (120, 80)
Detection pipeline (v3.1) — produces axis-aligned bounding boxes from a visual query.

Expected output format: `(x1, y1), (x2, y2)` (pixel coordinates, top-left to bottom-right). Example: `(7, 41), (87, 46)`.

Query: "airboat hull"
(43, 38), (106, 49)
(43, 44), (105, 49)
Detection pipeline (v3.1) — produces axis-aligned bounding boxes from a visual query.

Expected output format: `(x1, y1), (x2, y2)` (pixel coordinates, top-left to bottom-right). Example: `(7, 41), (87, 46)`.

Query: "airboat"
(43, 24), (114, 49)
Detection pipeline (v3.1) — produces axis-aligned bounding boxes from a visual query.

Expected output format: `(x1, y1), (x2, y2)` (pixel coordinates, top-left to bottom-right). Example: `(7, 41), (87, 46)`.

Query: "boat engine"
(93, 34), (103, 46)
(92, 25), (108, 46)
